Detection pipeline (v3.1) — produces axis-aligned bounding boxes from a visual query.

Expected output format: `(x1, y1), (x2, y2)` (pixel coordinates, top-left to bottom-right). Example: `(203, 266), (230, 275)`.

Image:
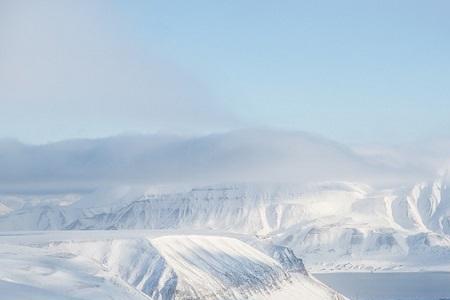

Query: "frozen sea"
(315, 272), (450, 300)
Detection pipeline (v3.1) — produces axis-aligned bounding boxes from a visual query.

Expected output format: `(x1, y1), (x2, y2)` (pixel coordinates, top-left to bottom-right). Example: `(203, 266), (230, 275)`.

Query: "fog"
(1, 129), (446, 195)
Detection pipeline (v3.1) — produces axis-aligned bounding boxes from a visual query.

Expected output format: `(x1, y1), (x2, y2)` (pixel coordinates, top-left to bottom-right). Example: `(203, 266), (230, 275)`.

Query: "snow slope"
(0, 231), (345, 300)
(1, 175), (449, 271)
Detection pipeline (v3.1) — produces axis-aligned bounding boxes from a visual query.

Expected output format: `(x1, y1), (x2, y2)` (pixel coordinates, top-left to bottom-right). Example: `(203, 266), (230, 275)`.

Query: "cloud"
(1, 129), (444, 195)
(352, 138), (450, 180)
(0, 0), (238, 142)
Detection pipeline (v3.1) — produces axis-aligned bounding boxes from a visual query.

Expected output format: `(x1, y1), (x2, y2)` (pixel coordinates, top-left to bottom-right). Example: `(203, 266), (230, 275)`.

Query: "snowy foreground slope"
(2, 175), (450, 272)
(0, 231), (345, 300)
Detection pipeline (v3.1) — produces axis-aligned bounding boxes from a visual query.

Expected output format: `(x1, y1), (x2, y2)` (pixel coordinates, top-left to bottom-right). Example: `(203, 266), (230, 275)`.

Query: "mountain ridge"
(1, 175), (449, 272)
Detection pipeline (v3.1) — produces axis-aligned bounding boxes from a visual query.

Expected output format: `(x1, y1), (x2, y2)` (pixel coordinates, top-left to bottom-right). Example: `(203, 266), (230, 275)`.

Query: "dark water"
(314, 272), (450, 300)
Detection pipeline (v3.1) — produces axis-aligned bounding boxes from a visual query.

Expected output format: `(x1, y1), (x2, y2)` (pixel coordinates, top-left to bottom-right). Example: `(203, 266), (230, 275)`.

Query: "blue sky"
(1, 0), (449, 144)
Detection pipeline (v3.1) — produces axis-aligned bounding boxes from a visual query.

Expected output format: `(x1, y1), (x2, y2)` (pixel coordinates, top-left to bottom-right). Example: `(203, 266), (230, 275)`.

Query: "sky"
(1, 0), (450, 145)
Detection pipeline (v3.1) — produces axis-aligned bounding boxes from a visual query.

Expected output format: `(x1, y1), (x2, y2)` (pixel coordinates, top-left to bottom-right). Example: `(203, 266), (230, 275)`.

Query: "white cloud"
(0, 0), (238, 142)
(0, 129), (444, 195)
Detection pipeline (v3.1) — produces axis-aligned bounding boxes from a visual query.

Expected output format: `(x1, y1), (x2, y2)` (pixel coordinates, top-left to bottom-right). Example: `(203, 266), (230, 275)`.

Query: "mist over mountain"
(1, 129), (447, 196)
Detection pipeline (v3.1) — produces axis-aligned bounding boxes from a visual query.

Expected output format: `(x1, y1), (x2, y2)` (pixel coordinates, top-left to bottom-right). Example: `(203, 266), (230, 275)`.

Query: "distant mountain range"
(2, 174), (449, 272)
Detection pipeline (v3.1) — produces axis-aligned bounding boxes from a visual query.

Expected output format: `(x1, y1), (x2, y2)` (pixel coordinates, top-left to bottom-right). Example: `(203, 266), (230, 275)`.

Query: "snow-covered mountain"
(1, 175), (450, 272)
(0, 231), (345, 300)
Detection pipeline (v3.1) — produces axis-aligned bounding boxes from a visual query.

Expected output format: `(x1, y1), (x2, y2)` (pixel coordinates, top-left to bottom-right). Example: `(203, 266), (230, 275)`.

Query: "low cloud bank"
(0, 129), (447, 194)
